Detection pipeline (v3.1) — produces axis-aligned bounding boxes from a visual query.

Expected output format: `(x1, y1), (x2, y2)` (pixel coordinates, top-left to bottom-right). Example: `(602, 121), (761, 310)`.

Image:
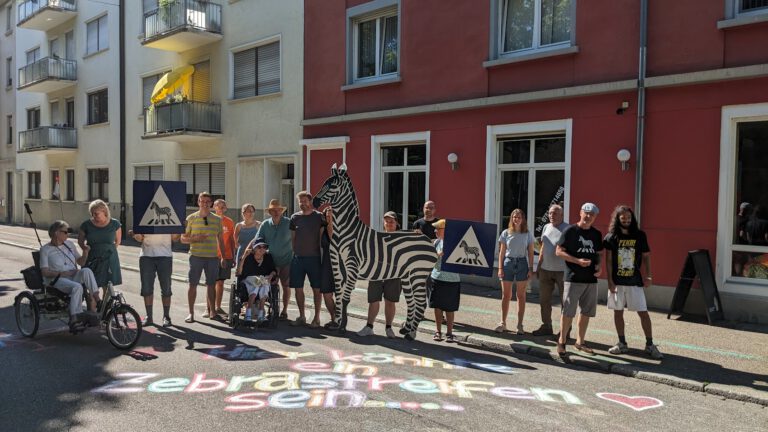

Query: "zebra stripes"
(313, 163), (437, 340)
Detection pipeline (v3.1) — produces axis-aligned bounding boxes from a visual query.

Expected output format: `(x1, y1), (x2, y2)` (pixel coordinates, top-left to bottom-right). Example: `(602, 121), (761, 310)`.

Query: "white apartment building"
(0, 0), (16, 224)
(8, 0), (303, 229)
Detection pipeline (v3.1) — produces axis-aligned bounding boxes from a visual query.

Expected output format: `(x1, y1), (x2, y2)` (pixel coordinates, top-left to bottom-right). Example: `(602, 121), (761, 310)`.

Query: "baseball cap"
(581, 202), (600, 214)
(383, 211), (398, 220)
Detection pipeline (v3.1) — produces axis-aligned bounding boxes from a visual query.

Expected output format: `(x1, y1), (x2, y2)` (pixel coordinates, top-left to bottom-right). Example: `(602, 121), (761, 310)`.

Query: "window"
(26, 47), (40, 65)
(66, 169), (75, 201)
(65, 98), (74, 127)
(88, 168), (109, 201)
(5, 4), (11, 33)
(49, 38), (60, 58)
(86, 14), (109, 55)
(499, 0), (573, 55)
(28, 172), (41, 199)
(179, 162), (225, 206)
(381, 144), (427, 229)
(65, 30), (75, 59)
(142, 72), (165, 110)
(191, 60), (210, 102)
(50, 101), (60, 126)
(6, 115), (11, 145)
(87, 89), (108, 125)
(51, 170), (60, 200)
(5, 57), (11, 87)
(349, 4), (398, 82)
(135, 165), (164, 181)
(27, 107), (40, 129)
(232, 40), (280, 99)
(737, 0), (768, 14)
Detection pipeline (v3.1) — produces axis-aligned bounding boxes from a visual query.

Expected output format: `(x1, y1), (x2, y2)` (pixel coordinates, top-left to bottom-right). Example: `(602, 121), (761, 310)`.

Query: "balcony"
(18, 126), (77, 154)
(18, 57), (77, 93)
(17, 0), (77, 32)
(142, 0), (222, 52)
(143, 101), (221, 142)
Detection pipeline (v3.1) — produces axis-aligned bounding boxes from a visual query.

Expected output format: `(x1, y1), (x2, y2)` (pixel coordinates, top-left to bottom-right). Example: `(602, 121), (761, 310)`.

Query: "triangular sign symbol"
(445, 226), (489, 267)
(138, 185), (181, 226)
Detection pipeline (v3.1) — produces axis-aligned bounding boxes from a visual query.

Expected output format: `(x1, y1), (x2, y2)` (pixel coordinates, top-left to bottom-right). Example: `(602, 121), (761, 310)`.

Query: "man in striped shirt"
(181, 192), (224, 323)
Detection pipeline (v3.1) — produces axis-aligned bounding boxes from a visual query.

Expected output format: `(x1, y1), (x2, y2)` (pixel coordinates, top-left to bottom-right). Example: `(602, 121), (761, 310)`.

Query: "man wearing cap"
(532, 204), (569, 336)
(256, 199), (293, 320)
(413, 200), (438, 240)
(358, 211), (402, 338)
(555, 202), (604, 355)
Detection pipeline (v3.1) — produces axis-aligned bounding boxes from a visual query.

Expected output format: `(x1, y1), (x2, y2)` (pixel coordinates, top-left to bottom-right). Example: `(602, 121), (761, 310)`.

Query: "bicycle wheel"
(105, 304), (142, 350)
(14, 292), (39, 337)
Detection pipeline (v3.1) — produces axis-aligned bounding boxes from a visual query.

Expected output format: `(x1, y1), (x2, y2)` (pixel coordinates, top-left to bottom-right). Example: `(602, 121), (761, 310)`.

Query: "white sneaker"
(357, 325), (374, 336)
(608, 342), (629, 354)
(244, 310), (252, 321)
(385, 327), (396, 339)
(257, 310), (265, 322)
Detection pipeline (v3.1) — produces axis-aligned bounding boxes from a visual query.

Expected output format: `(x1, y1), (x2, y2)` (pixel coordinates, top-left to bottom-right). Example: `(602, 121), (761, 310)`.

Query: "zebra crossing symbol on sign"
(445, 226), (489, 268)
(138, 185), (180, 226)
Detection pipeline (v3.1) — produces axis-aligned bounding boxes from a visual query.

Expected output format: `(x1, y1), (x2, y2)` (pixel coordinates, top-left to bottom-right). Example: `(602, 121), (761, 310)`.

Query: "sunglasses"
(255, 245), (267, 249)
(203, 216), (208, 226)
(59, 229), (68, 234)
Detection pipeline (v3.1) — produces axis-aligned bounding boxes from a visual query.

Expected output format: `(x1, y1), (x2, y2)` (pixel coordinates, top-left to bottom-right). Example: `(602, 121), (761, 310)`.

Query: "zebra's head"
(312, 163), (350, 209)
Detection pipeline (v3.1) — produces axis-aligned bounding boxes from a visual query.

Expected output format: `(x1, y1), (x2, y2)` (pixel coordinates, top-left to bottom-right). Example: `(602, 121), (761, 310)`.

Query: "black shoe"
(162, 316), (172, 327)
(531, 325), (554, 336)
(141, 316), (153, 326)
(85, 311), (100, 326)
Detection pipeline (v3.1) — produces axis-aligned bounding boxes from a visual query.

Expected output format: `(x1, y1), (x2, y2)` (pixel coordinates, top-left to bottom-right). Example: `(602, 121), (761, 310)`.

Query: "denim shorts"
(289, 256), (322, 289)
(502, 257), (529, 282)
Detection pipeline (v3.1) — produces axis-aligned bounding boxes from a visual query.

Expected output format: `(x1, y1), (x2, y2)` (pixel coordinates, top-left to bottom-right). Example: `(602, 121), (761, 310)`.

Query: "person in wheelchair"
(236, 237), (277, 322)
(39, 220), (100, 325)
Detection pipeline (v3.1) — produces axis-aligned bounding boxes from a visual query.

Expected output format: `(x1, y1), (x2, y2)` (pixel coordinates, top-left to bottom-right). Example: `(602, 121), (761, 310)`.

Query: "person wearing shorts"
(131, 231), (179, 327)
(289, 191), (327, 328)
(496, 208), (535, 335)
(357, 211), (402, 338)
(181, 192), (223, 323)
(555, 202), (603, 356)
(604, 205), (663, 359)
(213, 199), (236, 319)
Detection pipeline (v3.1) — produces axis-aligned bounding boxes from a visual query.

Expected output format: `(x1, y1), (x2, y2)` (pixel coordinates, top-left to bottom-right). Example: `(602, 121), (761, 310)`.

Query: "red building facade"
(302, 0), (768, 323)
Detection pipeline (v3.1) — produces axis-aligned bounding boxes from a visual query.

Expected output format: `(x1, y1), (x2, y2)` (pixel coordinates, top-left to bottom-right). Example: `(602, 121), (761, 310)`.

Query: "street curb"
(3, 238), (767, 407)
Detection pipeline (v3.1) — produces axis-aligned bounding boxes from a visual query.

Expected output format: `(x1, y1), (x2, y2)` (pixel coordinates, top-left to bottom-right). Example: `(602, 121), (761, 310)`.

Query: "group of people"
(37, 191), (663, 360)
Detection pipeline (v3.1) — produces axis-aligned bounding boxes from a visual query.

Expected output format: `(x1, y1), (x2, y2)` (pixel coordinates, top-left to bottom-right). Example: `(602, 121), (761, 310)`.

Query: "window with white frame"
(349, 5), (398, 82)
(87, 89), (108, 125)
(27, 107), (40, 129)
(499, 0), (573, 55)
(26, 47), (40, 65)
(179, 162), (225, 206)
(141, 72), (166, 110)
(28, 172), (41, 199)
(5, 57), (11, 87)
(381, 144), (426, 229)
(88, 168), (109, 201)
(51, 169), (60, 200)
(6, 115), (11, 145)
(65, 169), (75, 201)
(135, 164), (164, 181)
(5, 4), (12, 32)
(86, 14), (109, 55)
(232, 40), (280, 99)
(735, 0), (768, 15)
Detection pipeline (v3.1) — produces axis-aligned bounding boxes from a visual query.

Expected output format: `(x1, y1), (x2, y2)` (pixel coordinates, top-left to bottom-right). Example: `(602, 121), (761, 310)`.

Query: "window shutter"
(233, 48), (256, 99)
(150, 164), (164, 180)
(179, 164), (194, 194)
(135, 166), (149, 181)
(142, 75), (159, 109)
(98, 16), (109, 51)
(86, 20), (98, 54)
(194, 163), (210, 194)
(211, 163), (225, 195)
(191, 60), (210, 102)
(258, 42), (280, 95)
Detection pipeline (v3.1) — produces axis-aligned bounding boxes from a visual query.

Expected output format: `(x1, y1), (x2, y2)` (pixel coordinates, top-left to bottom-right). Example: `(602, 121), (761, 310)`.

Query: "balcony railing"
(144, 101), (221, 137)
(18, 126), (77, 153)
(18, 57), (77, 90)
(17, 0), (76, 27)
(144, 0), (222, 41)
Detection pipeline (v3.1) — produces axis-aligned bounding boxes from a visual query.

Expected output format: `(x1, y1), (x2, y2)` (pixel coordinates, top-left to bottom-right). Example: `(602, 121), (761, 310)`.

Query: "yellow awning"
(150, 65), (195, 104)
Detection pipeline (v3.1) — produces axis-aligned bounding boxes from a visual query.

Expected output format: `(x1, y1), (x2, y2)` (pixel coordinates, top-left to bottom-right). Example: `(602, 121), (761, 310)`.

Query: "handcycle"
(228, 275), (280, 330)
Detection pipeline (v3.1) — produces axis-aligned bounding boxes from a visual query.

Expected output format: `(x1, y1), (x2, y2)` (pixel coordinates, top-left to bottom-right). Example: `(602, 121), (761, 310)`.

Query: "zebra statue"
(313, 164), (437, 340)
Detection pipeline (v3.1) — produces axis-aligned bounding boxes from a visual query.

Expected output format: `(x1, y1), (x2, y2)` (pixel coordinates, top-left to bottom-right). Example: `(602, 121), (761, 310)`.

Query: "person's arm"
(114, 226), (122, 247)
(536, 239), (545, 274)
(605, 247), (615, 292)
(75, 243), (89, 267)
(497, 240), (507, 279)
(593, 250), (601, 277)
(217, 223), (226, 267)
(556, 244), (591, 267)
(325, 208), (333, 237)
(180, 219), (192, 244)
(642, 252), (652, 287)
(527, 239), (534, 280)
(237, 247), (251, 276)
(171, 233), (181, 242)
(77, 227), (86, 250)
(234, 223), (242, 246)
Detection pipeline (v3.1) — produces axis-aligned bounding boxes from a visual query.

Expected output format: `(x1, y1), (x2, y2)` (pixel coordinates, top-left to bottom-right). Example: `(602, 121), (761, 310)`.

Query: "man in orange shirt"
(213, 199), (236, 319)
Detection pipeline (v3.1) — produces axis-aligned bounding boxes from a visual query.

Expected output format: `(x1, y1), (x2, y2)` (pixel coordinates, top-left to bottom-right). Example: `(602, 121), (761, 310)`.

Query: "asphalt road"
(0, 246), (765, 432)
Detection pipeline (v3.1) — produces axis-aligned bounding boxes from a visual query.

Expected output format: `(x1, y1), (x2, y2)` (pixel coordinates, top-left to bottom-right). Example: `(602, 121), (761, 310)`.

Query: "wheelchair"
(14, 251), (143, 350)
(228, 275), (280, 330)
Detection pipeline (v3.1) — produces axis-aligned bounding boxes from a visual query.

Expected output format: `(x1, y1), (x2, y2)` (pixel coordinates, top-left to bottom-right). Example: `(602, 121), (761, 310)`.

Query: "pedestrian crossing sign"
(132, 180), (186, 234)
(441, 219), (498, 277)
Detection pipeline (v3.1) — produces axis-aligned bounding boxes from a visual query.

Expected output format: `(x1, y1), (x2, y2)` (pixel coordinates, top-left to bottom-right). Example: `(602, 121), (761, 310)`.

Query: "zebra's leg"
(339, 267), (359, 334)
(399, 276), (414, 336)
(405, 270), (430, 341)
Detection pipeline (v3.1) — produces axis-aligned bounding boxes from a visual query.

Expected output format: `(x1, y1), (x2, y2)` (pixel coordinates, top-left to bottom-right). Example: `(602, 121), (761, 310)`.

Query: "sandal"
(574, 342), (595, 355)
(184, 314), (195, 323)
(446, 333), (458, 343)
(433, 331), (443, 341)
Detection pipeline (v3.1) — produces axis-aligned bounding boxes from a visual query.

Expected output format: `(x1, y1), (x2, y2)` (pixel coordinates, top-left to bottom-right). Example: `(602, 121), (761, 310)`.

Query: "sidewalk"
(2, 223), (767, 406)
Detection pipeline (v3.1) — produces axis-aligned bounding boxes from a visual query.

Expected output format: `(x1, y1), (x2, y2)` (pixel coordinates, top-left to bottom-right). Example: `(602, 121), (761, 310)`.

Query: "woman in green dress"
(78, 199), (123, 289)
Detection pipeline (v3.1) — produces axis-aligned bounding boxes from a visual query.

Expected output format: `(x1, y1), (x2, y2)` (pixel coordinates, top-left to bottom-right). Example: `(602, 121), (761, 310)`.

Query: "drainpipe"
(635, 0), (648, 223)
(119, 0), (127, 235)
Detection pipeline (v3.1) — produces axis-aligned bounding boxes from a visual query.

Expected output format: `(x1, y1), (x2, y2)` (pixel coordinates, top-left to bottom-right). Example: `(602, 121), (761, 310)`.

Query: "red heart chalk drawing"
(596, 393), (664, 411)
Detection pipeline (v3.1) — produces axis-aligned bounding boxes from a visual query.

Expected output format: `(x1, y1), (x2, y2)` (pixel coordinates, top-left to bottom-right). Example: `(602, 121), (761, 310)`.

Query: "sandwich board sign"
(441, 219), (498, 277)
(132, 180), (186, 234)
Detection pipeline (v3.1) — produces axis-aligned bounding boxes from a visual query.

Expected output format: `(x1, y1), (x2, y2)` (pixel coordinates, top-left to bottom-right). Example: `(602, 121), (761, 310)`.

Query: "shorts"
(562, 282), (598, 318)
(243, 276), (270, 299)
(428, 278), (461, 312)
(502, 257), (529, 282)
(367, 279), (402, 303)
(320, 255), (335, 294)
(217, 259), (233, 281)
(139, 256), (173, 297)
(289, 255), (322, 289)
(188, 256), (219, 287)
(275, 265), (290, 287)
(607, 285), (648, 312)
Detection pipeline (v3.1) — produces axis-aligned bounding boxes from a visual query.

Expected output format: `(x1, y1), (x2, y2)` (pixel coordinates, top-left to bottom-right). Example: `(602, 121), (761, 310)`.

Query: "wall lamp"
(617, 149), (631, 171)
(447, 153), (459, 171)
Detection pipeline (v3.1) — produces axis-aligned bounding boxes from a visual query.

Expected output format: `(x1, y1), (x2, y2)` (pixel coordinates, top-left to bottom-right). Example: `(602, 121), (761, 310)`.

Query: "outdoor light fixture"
(617, 149), (631, 171)
(447, 152), (459, 171)
(616, 101), (630, 115)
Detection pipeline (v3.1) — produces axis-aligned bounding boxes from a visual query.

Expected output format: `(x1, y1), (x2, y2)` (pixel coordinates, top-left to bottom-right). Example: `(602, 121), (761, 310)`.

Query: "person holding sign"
(555, 203), (603, 356)
(496, 209), (535, 335)
(603, 205), (663, 360)
(129, 231), (180, 327)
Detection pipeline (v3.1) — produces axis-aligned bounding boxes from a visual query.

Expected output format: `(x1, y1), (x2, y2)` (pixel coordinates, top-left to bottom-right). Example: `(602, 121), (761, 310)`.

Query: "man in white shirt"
(131, 231), (180, 327)
(532, 205), (569, 336)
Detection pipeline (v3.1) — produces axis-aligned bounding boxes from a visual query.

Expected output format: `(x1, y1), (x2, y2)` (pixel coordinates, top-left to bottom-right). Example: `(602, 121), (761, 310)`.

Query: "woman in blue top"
(428, 219), (461, 343)
(234, 203), (261, 265)
(496, 209), (534, 335)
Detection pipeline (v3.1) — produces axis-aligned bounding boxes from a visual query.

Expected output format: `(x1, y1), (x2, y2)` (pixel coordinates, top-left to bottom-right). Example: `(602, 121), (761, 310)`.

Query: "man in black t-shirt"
(555, 202), (603, 356)
(412, 200), (438, 239)
(604, 205), (663, 360)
